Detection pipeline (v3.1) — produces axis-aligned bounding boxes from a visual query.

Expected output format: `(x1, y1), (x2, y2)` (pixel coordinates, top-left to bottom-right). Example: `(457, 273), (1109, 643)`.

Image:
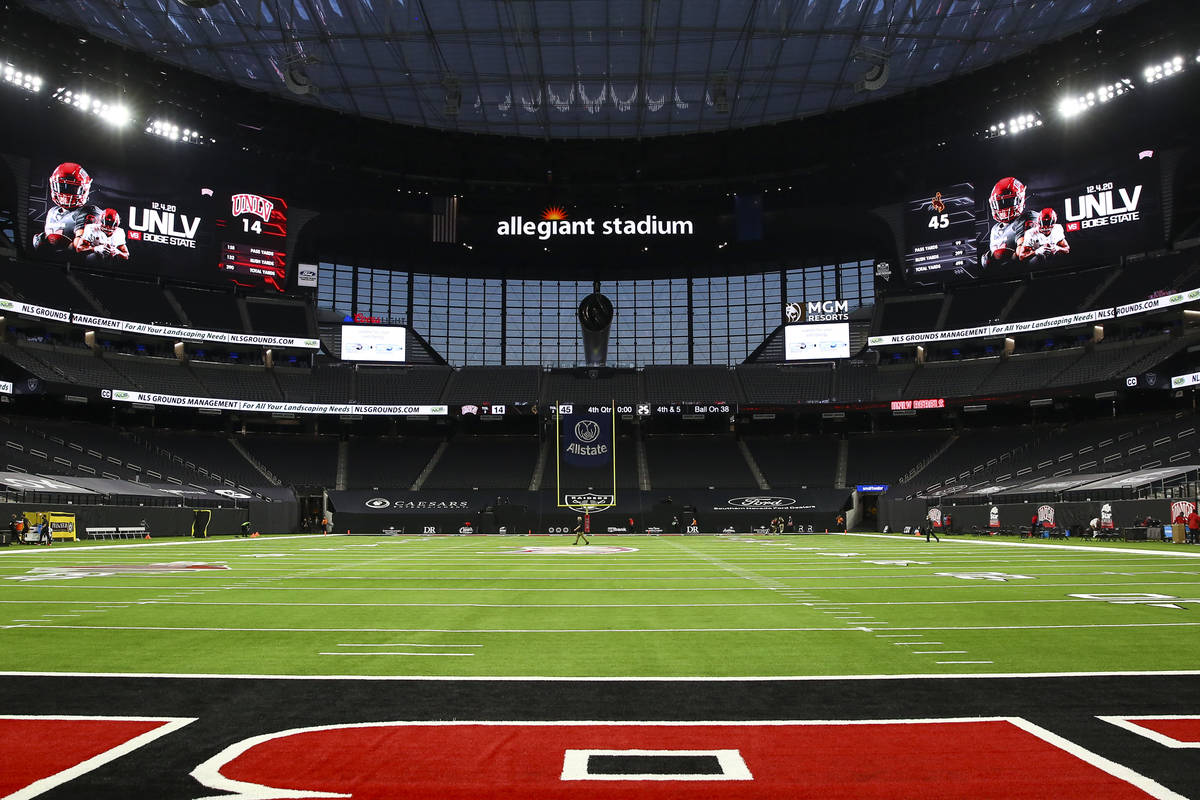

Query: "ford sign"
(725, 496), (797, 508)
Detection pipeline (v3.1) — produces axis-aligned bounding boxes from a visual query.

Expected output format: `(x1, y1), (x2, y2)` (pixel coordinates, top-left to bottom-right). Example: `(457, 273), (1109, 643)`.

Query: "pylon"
(144, 534), (151, 540)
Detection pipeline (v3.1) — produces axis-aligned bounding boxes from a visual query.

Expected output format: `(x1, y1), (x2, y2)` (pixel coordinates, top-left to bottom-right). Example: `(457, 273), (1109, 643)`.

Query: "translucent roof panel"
(23, 0), (1149, 139)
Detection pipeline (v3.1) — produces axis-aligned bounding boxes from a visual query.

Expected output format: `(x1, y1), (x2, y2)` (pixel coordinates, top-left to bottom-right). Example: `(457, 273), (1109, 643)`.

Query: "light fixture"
(2, 61), (42, 93)
(51, 86), (130, 126)
(145, 118), (211, 144)
(985, 112), (1042, 138)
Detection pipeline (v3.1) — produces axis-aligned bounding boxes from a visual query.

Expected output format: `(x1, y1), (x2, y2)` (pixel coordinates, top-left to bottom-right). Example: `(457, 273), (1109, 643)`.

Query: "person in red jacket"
(1187, 509), (1200, 544)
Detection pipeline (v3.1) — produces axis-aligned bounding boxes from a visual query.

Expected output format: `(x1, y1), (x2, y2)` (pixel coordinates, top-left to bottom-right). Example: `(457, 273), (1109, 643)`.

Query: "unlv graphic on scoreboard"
(25, 158), (289, 292)
(903, 150), (1160, 284)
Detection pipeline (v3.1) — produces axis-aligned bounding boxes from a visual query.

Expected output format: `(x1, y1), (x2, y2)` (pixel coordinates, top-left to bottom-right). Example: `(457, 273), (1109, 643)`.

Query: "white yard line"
(319, 651), (476, 657)
(846, 533), (1200, 559)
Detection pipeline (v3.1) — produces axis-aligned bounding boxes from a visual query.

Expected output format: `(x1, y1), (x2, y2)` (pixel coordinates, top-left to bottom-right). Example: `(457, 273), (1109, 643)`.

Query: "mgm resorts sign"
(785, 300), (850, 323)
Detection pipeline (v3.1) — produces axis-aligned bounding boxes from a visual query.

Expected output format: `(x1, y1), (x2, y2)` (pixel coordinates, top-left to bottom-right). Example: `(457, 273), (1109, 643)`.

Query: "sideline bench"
(84, 526), (148, 540)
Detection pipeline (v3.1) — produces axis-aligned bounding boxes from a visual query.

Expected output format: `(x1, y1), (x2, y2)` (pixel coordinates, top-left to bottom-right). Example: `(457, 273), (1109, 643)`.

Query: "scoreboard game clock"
(903, 182), (978, 279)
(217, 192), (289, 292)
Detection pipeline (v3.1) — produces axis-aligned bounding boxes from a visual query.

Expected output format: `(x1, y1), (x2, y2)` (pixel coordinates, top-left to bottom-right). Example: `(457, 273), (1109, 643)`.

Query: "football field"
(2, 532), (1199, 678)
(3, 532), (1200, 798)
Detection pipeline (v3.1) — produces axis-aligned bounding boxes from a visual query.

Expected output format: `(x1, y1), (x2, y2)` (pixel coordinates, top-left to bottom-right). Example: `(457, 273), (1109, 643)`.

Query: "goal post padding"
(553, 402), (617, 515)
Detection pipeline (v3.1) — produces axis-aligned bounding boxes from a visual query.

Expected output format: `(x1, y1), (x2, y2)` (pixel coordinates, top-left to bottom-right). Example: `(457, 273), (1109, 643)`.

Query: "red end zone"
(195, 719), (1173, 800)
(0, 716), (194, 798)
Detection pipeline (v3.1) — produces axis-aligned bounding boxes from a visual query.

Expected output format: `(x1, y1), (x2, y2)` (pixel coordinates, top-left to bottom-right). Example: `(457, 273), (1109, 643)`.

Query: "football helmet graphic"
(988, 176), (1026, 222)
(1037, 207), (1057, 235)
(100, 208), (120, 234)
(49, 162), (92, 209)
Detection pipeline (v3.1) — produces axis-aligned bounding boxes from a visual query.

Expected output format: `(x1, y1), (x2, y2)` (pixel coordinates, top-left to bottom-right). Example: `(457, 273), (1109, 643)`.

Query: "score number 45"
(927, 214), (950, 229)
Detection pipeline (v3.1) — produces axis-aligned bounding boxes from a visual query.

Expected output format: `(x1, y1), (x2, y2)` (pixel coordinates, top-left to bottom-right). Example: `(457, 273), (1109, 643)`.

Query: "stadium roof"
(20, 0), (1152, 139)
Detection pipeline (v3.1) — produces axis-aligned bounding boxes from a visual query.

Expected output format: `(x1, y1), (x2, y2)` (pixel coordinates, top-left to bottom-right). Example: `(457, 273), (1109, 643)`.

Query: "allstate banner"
(556, 403), (614, 469)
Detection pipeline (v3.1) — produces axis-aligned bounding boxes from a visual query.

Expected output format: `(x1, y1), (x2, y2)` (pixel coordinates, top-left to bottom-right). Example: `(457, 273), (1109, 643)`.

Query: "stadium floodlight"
(2, 61), (42, 93)
(1143, 57), (1184, 84)
(145, 118), (211, 144)
(1058, 79), (1132, 118)
(985, 112), (1042, 138)
(52, 86), (132, 126)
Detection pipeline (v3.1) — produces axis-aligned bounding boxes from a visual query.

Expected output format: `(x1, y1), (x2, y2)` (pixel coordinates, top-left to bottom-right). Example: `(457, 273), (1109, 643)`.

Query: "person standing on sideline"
(1188, 507), (1200, 544)
(924, 518), (940, 543)
(240, 520), (251, 538)
(572, 516), (590, 546)
(1029, 513), (1039, 539)
(38, 514), (52, 546)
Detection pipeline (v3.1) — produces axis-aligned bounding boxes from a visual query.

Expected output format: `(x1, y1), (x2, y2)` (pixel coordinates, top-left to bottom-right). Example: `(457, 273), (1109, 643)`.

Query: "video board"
(903, 151), (1160, 284)
(340, 325), (407, 362)
(24, 158), (289, 292)
(784, 322), (850, 360)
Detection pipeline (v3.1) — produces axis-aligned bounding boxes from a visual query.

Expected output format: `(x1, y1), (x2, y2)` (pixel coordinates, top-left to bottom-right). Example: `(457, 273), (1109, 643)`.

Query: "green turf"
(1, 532), (1198, 678)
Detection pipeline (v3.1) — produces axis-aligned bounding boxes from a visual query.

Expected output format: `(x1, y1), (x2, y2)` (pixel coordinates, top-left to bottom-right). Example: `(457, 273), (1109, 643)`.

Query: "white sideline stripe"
(1098, 715), (1200, 749)
(847, 532), (1200, 559)
(10, 621), (1200, 634)
(0, 534), (323, 556)
(893, 642), (940, 646)
(74, 600), (842, 609)
(2, 668), (1200, 682)
(914, 651), (967, 654)
(319, 652), (476, 657)
(0, 715), (196, 800)
(936, 661), (994, 665)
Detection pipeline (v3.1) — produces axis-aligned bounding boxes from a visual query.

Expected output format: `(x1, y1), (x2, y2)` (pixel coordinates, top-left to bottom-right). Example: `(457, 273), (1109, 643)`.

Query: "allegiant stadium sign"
(497, 207), (695, 241)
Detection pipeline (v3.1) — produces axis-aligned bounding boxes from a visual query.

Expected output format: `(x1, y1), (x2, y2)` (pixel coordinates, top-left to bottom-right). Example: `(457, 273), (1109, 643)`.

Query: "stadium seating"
(903, 359), (996, 399)
(877, 296), (942, 335)
(1003, 271), (1099, 322)
(443, 366), (540, 403)
(75, 272), (180, 325)
(941, 281), (1015, 330)
(108, 354), (207, 395)
(142, 430), (267, 487)
(345, 437), (443, 489)
(643, 436), (757, 489)
(643, 366), (743, 403)
(737, 363), (835, 404)
(744, 435), (839, 487)
(845, 430), (952, 488)
(191, 362), (282, 400)
(422, 436), (539, 489)
(12, 342), (126, 387)
(356, 366), (451, 403)
(539, 369), (640, 405)
(1090, 252), (1195, 309)
(239, 435), (339, 487)
(171, 286), (245, 332)
(246, 301), (310, 336)
(0, 262), (95, 312)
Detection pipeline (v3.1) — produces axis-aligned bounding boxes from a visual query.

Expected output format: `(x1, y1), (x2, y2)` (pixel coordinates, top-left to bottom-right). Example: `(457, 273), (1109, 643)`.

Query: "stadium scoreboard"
(904, 182), (978, 277)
